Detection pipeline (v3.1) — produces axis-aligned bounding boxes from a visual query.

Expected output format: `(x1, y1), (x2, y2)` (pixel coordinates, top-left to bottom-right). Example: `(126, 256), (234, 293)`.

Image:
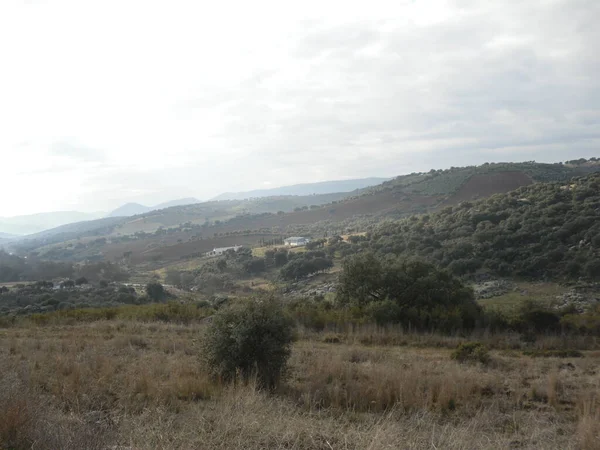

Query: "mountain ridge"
(211, 178), (390, 201)
(0, 211), (106, 236)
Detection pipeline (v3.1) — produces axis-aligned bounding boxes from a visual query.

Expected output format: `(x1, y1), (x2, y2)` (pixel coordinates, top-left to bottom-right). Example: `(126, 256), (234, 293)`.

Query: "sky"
(0, 0), (598, 216)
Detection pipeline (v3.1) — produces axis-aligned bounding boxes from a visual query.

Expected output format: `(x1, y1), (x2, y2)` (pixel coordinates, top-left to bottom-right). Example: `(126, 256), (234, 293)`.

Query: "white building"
(284, 237), (310, 247)
(206, 245), (243, 257)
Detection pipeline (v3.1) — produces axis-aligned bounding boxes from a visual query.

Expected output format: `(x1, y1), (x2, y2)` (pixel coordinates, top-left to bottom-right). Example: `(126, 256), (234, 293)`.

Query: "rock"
(473, 279), (516, 299)
(555, 283), (600, 312)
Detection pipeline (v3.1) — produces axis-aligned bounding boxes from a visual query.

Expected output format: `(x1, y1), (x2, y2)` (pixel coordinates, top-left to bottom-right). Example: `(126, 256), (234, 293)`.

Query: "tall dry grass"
(1, 320), (599, 449)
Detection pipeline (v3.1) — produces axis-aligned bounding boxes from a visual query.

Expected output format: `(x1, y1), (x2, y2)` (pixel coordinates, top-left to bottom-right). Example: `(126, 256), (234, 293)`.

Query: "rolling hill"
(362, 171), (600, 281)
(211, 178), (389, 201)
(109, 203), (152, 217)
(0, 211), (106, 236)
(9, 159), (600, 265)
(109, 198), (202, 217)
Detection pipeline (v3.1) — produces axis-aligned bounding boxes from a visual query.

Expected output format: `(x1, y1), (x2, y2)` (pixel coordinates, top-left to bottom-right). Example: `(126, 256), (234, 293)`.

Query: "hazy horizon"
(1, 0), (598, 216)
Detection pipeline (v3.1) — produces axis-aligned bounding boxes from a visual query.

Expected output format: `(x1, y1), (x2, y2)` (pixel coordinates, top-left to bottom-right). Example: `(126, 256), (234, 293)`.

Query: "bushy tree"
(146, 282), (166, 301)
(337, 253), (480, 330)
(202, 298), (295, 388)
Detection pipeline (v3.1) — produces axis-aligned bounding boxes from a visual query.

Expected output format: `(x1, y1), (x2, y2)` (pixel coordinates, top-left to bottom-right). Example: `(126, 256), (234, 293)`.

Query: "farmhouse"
(284, 236), (310, 247)
(206, 245), (243, 257)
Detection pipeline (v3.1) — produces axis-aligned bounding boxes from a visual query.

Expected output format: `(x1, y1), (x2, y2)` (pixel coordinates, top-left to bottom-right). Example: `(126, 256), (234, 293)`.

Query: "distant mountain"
(109, 198), (201, 217)
(7, 216), (126, 254)
(109, 203), (152, 217)
(154, 198), (201, 209)
(0, 232), (16, 239)
(0, 211), (106, 236)
(212, 178), (390, 201)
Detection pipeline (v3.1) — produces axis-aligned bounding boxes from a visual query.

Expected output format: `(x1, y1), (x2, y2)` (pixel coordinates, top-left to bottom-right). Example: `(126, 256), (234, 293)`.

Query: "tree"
(328, 235), (343, 245)
(146, 282), (166, 301)
(243, 257), (266, 275)
(337, 253), (480, 330)
(75, 276), (88, 286)
(585, 259), (600, 280)
(274, 250), (288, 267)
(336, 253), (385, 306)
(216, 259), (228, 272)
(202, 298), (295, 389)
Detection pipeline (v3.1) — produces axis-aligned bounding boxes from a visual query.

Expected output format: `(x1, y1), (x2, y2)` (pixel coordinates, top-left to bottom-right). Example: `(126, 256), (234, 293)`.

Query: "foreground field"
(1, 321), (600, 449)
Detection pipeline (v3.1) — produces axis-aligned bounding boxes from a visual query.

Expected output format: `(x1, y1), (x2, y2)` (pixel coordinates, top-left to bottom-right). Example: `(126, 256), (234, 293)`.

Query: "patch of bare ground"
(1, 321), (599, 449)
(446, 171), (534, 205)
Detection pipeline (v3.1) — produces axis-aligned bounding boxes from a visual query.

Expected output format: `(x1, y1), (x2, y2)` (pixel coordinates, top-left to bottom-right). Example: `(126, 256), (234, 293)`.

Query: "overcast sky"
(0, 0), (598, 216)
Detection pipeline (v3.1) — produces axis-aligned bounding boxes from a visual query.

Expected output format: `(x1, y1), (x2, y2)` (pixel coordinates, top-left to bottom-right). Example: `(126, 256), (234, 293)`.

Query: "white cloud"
(0, 0), (598, 215)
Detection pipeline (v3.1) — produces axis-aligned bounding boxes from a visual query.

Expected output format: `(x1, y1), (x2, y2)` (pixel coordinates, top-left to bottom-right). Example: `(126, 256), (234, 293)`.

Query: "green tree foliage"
(202, 298), (295, 388)
(243, 257), (267, 275)
(280, 252), (334, 281)
(0, 282), (151, 316)
(337, 253), (480, 330)
(146, 282), (166, 301)
(75, 277), (88, 286)
(274, 250), (289, 267)
(363, 173), (600, 281)
(305, 238), (326, 250)
(0, 250), (73, 282)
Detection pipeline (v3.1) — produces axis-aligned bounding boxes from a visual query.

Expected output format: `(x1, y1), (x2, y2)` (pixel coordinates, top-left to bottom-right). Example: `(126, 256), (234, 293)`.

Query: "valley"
(2, 158), (600, 450)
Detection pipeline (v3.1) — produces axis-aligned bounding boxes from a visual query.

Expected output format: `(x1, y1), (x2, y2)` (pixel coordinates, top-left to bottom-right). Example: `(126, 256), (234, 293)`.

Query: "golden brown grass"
(1, 321), (599, 449)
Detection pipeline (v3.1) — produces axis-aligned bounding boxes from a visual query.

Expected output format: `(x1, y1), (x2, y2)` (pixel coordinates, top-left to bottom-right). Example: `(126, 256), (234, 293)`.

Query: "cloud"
(0, 0), (598, 215)
(50, 141), (106, 163)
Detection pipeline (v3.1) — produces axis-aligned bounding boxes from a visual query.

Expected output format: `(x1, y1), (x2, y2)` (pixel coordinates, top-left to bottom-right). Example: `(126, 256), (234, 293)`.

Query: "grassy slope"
(1, 320), (599, 449)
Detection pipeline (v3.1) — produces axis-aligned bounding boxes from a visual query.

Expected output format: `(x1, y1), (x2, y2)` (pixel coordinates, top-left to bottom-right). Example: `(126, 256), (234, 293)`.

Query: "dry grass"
(1, 321), (600, 449)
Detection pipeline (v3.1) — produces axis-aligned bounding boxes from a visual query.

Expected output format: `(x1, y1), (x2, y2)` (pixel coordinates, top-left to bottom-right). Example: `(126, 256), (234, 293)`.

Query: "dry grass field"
(1, 320), (599, 449)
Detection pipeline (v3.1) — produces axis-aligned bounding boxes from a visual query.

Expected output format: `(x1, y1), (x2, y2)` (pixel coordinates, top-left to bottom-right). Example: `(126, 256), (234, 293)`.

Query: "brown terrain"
(57, 171), (534, 266)
(103, 191), (443, 264)
(446, 171), (534, 204)
(1, 321), (599, 449)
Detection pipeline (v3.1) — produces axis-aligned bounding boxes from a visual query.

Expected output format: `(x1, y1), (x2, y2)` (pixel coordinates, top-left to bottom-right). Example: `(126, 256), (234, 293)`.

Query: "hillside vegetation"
(369, 160), (598, 197)
(359, 172), (600, 281)
(5, 159), (600, 269)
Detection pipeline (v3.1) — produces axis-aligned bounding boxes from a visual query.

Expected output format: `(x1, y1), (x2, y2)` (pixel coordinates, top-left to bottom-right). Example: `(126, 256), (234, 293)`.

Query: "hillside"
(8, 217), (125, 255)
(10, 159), (600, 266)
(212, 177), (389, 201)
(368, 161), (598, 198)
(0, 211), (105, 236)
(109, 198), (202, 217)
(154, 197), (201, 209)
(361, 172), (600, 281)
(109, 203), (152, 217)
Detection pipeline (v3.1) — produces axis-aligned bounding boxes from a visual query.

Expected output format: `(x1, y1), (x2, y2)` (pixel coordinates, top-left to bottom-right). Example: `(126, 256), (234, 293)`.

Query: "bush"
(146, 282), (166, 301)
(451, 342), (490, 364)
(202, 298), (295, 389)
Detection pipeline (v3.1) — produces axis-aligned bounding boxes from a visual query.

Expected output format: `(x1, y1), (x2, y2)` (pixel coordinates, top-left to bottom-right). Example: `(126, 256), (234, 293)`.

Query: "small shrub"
(202, 298), (295, 389)
(451, 342), (490, 364)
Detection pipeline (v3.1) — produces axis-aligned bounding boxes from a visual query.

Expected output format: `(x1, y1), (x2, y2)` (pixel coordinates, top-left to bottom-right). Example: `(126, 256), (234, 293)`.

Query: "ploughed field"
(445, 171), (534, 204)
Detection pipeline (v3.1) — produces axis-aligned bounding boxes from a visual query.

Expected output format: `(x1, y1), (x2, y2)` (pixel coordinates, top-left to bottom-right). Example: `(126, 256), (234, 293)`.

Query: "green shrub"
(202, 298), (295, 389)
(146, 282), (166, 301)
(451, 342), (490, 364)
